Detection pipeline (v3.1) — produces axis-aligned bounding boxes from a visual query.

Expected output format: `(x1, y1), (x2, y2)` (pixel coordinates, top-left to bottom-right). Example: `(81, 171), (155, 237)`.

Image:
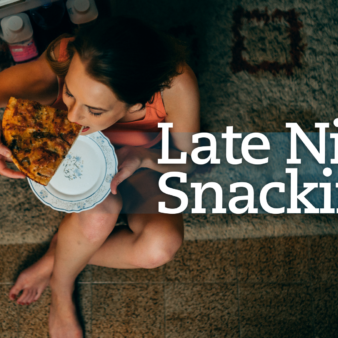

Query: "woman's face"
(63, 51), (141, 135)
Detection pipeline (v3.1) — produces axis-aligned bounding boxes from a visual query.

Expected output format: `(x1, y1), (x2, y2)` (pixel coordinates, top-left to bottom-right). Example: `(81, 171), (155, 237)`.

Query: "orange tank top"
(51, 37), (167, 148)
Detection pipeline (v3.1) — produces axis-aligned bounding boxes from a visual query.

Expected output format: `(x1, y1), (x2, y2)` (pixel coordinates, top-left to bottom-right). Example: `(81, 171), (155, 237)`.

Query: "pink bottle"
(0, 13), (38, 63)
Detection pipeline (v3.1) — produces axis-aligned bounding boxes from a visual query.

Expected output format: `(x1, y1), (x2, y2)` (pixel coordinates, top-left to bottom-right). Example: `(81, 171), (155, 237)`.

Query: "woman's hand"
(0, 120), (26, 179)
(110, 146), (145, 195)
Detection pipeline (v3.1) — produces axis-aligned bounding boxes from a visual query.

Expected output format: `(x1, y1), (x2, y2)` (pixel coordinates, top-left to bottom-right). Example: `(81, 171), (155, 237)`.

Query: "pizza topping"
(12, 106), (19, 117)
(31, 131), (54, 139)
(60, 130), (77, 145)
(35, 122), (44, 130)
(59, 133), (70, 146)
(2, 97), (82, 186)
(31, 148), (59, 166)
(9, 138), (18, 151)
(21, 157), (31, 166)
(37, 166), (57, 177)
(32, 102), (41, 110)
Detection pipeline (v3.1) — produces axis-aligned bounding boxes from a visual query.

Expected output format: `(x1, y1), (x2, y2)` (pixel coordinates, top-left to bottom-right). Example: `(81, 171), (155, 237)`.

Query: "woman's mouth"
(74, 123), (90, 132)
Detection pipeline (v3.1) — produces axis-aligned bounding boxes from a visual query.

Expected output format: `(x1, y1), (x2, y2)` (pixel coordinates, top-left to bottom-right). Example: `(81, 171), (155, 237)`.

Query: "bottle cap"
(8, 16), (23, 33)
(74, 0), (90, 13)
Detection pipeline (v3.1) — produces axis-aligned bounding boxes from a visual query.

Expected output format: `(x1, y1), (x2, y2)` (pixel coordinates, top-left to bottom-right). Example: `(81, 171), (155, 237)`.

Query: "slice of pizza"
(2, 97), (83, 186)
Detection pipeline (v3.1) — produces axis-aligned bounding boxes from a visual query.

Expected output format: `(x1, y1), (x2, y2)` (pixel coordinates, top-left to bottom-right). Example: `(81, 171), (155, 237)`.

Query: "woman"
(0, 16), (199, 337)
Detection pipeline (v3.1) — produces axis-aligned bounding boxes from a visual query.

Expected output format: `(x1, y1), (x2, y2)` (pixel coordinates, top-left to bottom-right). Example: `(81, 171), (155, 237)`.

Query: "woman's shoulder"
(161, 62), (199, 115)
(172, 62), (198, 89)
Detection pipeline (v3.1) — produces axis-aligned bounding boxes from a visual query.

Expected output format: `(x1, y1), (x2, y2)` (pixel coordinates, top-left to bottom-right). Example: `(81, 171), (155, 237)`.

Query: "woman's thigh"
(72, 190), (123, 241)
(118, 169), (178, 214)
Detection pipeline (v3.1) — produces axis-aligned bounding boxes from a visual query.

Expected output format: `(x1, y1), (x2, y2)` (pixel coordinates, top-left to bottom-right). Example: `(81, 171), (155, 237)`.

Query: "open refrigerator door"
(0, 0), (24, 7)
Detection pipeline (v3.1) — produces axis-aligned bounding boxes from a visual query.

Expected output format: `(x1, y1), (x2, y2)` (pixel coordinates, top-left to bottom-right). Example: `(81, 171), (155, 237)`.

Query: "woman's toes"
(9, 292), (17, 301)
(19, 290), (31, 304)
(16, 289), (31, 304)
(27, 290), (38, 304)
(9, 284), (23, 301)
(23, 290), (35, 305)
(33, 289), (42, 302)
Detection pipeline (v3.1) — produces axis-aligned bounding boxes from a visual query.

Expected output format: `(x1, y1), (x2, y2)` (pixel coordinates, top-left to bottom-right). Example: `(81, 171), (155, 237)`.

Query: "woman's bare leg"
(7, 168), (183, 338)
(8, 192), (122, 306)
(9, 206), (182, 306)
(9, 232), (58, 305)
(8, 169), (183, 338)
(9, 170), (182, 305)
(48, 169), (183, 338)
(47, 192), (122, 338)
(48, 200), (182, 338)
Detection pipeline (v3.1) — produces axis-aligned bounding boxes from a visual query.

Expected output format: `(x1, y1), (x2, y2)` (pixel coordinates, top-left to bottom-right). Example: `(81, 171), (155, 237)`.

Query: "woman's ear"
(128, 103), (143, 113)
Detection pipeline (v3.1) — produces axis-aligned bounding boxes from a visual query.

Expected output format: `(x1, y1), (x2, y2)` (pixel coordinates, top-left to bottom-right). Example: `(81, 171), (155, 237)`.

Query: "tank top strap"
(143, 91), (167, 121)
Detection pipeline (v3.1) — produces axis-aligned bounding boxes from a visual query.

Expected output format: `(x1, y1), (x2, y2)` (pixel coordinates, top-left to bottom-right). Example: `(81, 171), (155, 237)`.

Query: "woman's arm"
(0, 44), (61, 178)
(110, 63), (200, 194)
(0, 48), (59, 108)
(115, 145), (196, 184)
(141, 62), (200, 173)
(141, 147), (196, 174)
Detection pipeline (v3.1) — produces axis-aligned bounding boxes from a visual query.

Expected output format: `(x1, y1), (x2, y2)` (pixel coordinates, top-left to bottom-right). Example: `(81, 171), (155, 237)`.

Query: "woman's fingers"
(0, 120), (13, 159)
(0, 119), (25, 179)
(0, 146), (11, 158)
(0, 164), (26, 179)
(0, 156), (26, 179)
(0, 131), (12, 160)
(0, 154), (13, 163)
(110, 173), (122, 195)
(110, 168), (133, 195)
(0, 167), (26, 179)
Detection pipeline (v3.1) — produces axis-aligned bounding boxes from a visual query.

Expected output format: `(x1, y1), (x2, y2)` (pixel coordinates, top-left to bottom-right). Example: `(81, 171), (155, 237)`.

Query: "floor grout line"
(88, 281), (166, 284)
(1, 234), (333, 337)
(16, 285), (20, 336)
(235, 239), (241, 338)
(0, 280), (312, 285)
(307, 237), (316, 338)
(90, 282), (93, 338)
(164, 281), (166, 338)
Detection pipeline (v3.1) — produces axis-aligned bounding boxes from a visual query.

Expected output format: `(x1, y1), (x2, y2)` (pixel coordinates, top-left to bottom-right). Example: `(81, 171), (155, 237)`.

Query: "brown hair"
(45, 32), (73, 78)
(45, 17), (189, 110)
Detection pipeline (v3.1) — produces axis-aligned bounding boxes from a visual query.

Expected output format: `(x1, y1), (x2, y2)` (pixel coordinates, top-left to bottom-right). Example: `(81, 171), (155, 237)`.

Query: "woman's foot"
(8, 232), (58, 305)
(49, 289), (83, 338)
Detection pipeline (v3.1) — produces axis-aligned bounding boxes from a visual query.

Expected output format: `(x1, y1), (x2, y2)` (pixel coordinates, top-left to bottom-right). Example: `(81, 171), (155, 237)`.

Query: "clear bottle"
(0, 13), (38, 63)
(66, 0), (98, 25)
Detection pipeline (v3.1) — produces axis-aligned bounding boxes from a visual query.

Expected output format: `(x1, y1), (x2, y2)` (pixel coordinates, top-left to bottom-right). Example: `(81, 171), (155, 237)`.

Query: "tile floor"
(0, 234), (337, 337)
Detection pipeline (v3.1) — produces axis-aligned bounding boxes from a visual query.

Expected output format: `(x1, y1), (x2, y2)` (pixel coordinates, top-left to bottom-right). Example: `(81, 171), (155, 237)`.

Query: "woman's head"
(47, 16), (189, 134)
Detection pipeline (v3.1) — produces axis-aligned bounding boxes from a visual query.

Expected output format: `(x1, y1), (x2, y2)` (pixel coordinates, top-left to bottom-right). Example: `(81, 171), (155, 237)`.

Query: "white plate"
(28, 131), (118, 213)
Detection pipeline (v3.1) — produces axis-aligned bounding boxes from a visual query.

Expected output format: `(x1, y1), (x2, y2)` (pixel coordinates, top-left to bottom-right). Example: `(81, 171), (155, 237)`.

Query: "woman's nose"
(67, 104), (84, 124)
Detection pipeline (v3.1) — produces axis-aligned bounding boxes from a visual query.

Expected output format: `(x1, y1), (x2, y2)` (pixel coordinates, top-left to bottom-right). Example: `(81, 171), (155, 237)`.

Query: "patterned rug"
(231, 7), (306, 77)
(1, 0), (338, 243)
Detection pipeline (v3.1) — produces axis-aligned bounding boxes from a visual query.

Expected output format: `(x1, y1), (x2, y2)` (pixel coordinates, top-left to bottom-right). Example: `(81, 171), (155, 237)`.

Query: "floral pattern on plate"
(63, 153), (84, 181)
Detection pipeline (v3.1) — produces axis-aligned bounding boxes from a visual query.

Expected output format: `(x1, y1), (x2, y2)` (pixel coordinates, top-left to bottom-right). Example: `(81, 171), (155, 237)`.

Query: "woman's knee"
(142, 234), (183, 269)
(134, 218), (184, 269)
(74, 192), (123, 242)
